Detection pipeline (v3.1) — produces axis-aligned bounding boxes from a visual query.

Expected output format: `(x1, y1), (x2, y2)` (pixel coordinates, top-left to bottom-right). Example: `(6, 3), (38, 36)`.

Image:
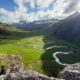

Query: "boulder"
(1, 70), (64, 80)
(59, 63), (80, 80)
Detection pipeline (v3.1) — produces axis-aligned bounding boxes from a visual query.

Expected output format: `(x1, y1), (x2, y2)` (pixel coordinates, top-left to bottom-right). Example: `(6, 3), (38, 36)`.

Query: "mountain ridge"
(49, 12), (80, 44)
(10, 19), (59, 31)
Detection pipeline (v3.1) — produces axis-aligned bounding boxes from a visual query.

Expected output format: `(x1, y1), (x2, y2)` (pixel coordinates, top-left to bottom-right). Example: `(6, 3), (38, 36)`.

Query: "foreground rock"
(0, 70), (64, 80)
(0, 55), (63, 80)
(0, 55), (23, 75)
(59, 63), (80, 80)
(0, 55), (80, 80)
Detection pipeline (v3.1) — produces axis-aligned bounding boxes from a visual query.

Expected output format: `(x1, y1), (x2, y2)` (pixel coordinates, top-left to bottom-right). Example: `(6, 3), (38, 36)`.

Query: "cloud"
(64, 0), (80, 14)
(0, 8), (18, 23)
(35, 0), (53, 9)
(0, 0), (80, 23)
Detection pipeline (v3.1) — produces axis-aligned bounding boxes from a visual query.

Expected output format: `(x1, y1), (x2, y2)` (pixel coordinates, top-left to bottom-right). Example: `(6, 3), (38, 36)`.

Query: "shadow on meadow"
(0, 31), (42, 44)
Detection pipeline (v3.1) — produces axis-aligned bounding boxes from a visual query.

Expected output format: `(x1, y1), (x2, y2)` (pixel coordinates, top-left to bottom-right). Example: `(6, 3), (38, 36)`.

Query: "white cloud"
(0, 8), (19, 23)
(35, 0), (70, 20)
(30, 0), (35, 8)
(35, 0), (53, 9)
(0, 0), (80, 23)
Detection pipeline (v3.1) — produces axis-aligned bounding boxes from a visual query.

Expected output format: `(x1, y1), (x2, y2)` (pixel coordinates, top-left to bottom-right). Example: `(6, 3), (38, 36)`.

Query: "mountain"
(10, 19), (59, 31)
(0, 22), (20, 35)
(50, 12), (80, 44)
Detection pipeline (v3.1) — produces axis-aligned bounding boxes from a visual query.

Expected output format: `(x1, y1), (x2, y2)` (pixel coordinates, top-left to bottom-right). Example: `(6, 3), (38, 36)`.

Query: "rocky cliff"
(0, 55), (80, 80)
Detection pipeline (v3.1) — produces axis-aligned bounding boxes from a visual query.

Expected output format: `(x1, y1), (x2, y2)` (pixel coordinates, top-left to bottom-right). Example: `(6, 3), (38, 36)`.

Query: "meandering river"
(33, 42), (70, 66)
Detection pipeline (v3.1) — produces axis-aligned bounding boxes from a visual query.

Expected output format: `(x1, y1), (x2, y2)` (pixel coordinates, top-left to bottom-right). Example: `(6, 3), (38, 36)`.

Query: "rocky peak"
(73, 12), (80, 16)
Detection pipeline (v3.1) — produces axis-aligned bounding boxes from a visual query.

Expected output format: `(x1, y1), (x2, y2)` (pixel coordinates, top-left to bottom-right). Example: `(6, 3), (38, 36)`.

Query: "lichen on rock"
(0, 54), (23, 75)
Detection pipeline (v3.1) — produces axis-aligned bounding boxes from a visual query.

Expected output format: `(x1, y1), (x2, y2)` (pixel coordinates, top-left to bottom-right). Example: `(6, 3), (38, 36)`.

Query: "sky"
(0, 0), (80, 23)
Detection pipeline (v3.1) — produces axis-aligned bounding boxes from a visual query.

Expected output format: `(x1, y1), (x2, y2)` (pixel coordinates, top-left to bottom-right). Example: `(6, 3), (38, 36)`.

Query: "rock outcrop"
(59, 63), (80, 80)
(0, 55), (23, 75)
(0, 55), (64, 80)
(0, 55), (80, 80)
(0, 70), (64, 80)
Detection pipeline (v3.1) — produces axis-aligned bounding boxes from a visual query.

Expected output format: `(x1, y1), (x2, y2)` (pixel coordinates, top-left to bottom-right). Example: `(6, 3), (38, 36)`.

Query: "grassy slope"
(0, 22), (19, 31)
(0, 22), (21, 39)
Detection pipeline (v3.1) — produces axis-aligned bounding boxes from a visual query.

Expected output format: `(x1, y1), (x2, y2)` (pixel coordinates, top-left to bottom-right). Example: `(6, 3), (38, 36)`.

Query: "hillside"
(50, 12), (80, 44)
(0, 22), (20, 35)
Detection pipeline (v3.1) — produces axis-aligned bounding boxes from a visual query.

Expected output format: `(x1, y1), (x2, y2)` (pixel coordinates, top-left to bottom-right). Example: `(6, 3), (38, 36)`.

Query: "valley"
(0, 29), (80, 77)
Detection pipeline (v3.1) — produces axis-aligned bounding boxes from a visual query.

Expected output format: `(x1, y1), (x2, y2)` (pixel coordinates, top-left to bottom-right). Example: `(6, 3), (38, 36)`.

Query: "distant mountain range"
(10, 19), (59, 31)
(50, 12), (80, 44)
